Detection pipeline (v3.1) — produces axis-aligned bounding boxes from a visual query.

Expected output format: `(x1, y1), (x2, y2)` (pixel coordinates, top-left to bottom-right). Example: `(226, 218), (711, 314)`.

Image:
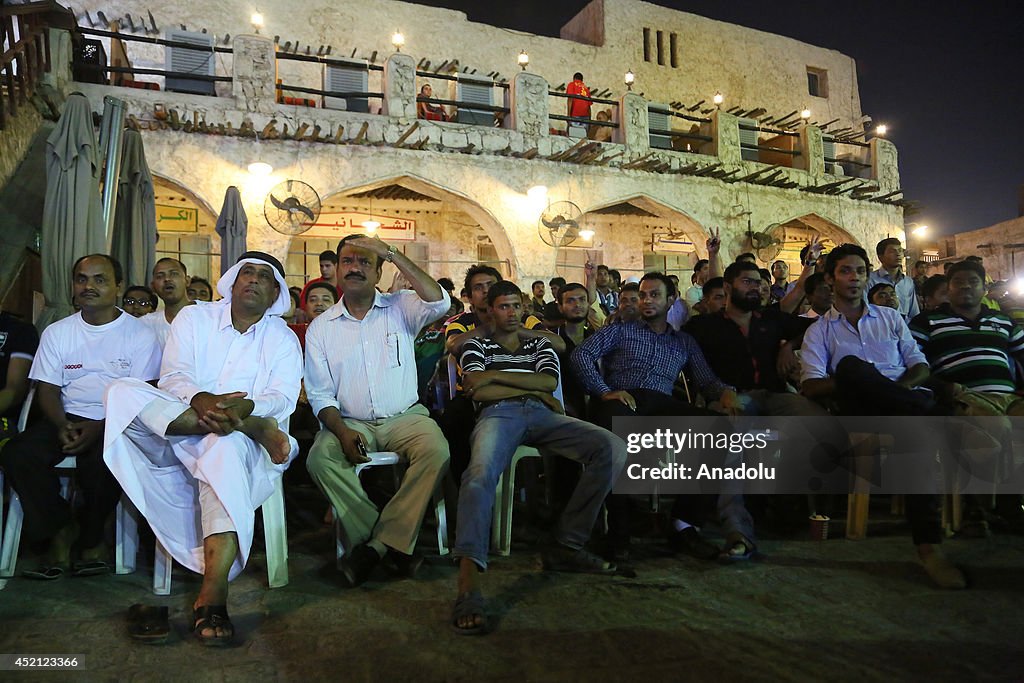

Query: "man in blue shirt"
(867, 237), (919, 320)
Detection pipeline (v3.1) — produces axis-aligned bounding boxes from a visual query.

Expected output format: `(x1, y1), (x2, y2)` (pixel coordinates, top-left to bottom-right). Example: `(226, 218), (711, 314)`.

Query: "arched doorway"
(152, 175), (220, 288)
(287, 175), (516, 292)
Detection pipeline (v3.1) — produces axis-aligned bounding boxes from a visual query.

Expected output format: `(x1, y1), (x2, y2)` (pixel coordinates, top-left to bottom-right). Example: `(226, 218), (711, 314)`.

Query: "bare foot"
(239, 416), (291, 464)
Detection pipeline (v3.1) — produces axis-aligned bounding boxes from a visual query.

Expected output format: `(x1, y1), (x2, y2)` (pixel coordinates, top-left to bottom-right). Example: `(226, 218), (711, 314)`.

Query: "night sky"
(414, 0), (1023, 237)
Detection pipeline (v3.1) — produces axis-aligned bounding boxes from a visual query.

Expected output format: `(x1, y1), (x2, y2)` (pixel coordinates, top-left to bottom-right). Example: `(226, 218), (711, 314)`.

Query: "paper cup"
(809, 514), (830, 541)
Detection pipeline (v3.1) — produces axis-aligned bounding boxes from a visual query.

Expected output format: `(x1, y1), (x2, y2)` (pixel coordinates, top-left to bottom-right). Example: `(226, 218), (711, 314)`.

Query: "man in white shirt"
(140, 257), (195, 347)
(0, 254), (161, 580)
(305, 234), (450, 587)
(867, 237), (919, 320)
(103, 252), (301, 645)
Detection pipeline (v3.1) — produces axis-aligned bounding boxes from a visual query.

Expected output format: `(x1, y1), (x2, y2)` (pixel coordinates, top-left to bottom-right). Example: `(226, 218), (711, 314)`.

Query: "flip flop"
(128, 604), (170, 644)
(71, 559), (112, 577)
(22, 565), (65, 581)
(451, 591), (488, 636)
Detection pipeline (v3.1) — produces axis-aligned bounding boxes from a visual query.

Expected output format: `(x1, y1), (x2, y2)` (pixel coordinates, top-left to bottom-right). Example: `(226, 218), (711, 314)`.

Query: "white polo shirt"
(30, 310), (161, 419)
(305, 289), (450, 421)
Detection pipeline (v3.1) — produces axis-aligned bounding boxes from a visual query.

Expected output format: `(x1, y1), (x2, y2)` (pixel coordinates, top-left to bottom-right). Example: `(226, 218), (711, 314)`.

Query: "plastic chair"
(333, 451), (449, 567)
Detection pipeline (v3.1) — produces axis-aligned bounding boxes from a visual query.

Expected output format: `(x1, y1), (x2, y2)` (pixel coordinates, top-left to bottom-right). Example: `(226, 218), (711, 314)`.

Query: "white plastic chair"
(448, 354), (565, 556)
(333, 451), (449, 567)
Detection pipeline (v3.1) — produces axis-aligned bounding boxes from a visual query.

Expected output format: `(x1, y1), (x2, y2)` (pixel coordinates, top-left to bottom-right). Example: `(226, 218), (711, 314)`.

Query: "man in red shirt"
(566, 72), (592, 121)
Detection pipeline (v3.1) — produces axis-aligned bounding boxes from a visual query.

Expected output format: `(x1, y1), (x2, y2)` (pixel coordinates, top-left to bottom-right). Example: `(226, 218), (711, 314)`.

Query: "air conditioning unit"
(738, 117), (759, 161)
(323, 63), (369, 112)
(647, 104), (672, 149)
(456, 77), (494, 126)
(164, 29), (215, 96)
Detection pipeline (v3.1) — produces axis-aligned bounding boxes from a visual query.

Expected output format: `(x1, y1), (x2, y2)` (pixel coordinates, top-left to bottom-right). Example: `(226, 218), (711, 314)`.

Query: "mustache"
(345, 273), (366, 280)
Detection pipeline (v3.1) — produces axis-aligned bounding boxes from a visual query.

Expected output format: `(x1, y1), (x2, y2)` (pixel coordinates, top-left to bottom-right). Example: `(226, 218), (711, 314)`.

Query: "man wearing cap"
(103, 251), (302, 645)
(305, 234), (451, 587)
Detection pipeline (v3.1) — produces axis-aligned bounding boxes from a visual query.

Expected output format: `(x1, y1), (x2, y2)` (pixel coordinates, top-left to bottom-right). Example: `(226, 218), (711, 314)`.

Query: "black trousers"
(439, 395), (477, 483)
(591, 388), (723, 546)
(0, 416), (121, 549)
(834, 356), (942, 545)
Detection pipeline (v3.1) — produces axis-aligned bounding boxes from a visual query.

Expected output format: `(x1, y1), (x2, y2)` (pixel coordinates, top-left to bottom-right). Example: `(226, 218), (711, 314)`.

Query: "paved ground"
(1, 493), (1022, 682)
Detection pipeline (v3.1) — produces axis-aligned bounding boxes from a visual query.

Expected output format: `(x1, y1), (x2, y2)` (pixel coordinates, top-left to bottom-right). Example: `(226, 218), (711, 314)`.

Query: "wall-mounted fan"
(745, 222), (784, 262)
(538, 200), (582, 247)
(264, 179), (321, 235)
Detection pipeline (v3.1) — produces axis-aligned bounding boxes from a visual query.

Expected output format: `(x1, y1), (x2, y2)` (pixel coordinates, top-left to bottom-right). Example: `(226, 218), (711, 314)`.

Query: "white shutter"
(738, 117), (759, 161)
(164, 30), (215, 95)
(648, 104), (671, 149)
(456, 78), (493, 125)
(323, 63), (369, 112)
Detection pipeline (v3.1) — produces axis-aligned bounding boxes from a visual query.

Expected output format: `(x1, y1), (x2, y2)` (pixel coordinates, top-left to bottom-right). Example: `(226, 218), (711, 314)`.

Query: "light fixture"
(579, 228), (595, 241)
(527, 185), (547, 202)
(391, 30), (405, 52)
(362, 219), (381, 234)
(911, 224), (929, 237)
(247, 161), (272, 176)
(250, 11), (264, 34)
(712, 91), (723, 106)
(800, 108), (811, 120)
(518, 50), (529, 71)
(875, 124), (888, 136)
(624, 70), (635, 91)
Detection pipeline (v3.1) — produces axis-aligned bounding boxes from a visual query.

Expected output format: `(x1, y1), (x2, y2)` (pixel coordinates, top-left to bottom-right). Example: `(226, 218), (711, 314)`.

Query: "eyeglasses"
(123, 298), (155, 308)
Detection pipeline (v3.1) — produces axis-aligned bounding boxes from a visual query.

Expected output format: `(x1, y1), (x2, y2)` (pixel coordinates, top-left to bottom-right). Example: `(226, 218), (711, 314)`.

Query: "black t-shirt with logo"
(0, 312), (39, 419)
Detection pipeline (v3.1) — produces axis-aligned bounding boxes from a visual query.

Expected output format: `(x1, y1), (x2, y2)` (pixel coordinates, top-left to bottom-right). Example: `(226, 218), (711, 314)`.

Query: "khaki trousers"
(307, 404), (449, 554)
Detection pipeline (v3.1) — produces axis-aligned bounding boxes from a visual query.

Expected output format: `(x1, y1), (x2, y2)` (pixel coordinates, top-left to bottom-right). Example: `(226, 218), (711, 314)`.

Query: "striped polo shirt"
(460, 335), (559, 379)
(909, 305), (1024, 393)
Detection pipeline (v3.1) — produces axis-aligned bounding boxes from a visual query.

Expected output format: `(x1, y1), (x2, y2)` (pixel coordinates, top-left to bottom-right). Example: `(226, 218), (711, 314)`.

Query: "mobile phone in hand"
(356, 440), (369, 459)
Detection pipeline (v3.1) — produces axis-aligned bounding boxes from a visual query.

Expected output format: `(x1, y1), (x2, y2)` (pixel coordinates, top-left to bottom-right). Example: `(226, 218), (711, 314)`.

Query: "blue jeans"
(454, 397), (627, 570)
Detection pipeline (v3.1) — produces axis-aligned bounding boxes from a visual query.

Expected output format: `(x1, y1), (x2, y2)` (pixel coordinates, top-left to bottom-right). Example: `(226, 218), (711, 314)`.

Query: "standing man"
(104, 252), (301, 644)
(451, 280), (625, 635)
(543, 276), (567, 327)
(1, 255), (160, 579)
(299, 250), (340, 309)
(868, 237), (919, 320)
(566, 72), (592, 122)
(769, 260), (793, 304)
(530, 280), (547, 318)
(684, 259), (709, 306)
(305, 234), (451, 587)
(800, 244), (964, 589)
(141, 257), (195, 347)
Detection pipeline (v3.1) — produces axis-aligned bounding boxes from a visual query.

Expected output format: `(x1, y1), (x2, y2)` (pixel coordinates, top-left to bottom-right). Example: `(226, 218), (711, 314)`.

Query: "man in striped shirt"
(451, 281), (626, 635)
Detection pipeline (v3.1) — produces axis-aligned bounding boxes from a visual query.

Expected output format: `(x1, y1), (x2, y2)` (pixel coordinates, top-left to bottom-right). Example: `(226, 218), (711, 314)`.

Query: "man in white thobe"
(103, 251), (301, 645)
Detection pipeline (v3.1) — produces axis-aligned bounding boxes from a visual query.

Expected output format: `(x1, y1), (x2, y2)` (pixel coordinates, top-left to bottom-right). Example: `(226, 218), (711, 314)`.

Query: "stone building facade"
(49, 0), (904, 289)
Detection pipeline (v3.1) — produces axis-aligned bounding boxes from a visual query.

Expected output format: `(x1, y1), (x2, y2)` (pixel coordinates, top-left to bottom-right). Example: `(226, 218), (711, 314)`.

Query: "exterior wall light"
(518, 50), (530, 71)
(250, 11), (264, 34)
(362, 220), (381, 234)
(624, 70), (635, 90)
(247, 161), (272, 176)
(579, 228), (595, 240)
(876, 124), (888, 136)
(800, 108), (812, 120)
(391, 31), (405, 52)
(713, 91), (723, 107)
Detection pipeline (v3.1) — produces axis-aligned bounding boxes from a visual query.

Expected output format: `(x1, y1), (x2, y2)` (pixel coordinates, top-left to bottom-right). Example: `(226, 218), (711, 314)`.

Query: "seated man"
(572, 272), (743, 560)
(799, 273), (834, 321)
(607, 282), (641, 325)
(920, 275), (949, 312)
(452, 280), (626, 635)
(304, 234), (451, 586)
(868, 282), (900, 310)
(0, 296), (38, 440)
(288, 280), (337, 351)
(910, 260), (1024, 530)
(104, 252), (301, 644)
(801, 243), (965, 589)
(140, 257), (195, 347)
(417, 83), (448, 121)
(0, 255), (160, 579)
(692, 277), (726, 316)
(122, 285), (157, 318)
(187, 276), (214, 302)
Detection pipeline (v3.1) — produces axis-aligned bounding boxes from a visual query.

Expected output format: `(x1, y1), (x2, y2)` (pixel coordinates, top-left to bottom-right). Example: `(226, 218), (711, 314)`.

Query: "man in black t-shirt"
(0, 310), (39, 436)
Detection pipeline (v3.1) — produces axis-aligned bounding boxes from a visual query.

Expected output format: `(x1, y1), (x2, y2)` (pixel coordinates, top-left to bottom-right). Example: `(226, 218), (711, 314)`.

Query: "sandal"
(451, 591), (488, 636)
(721, 540), (760, 562)
(71, 559), (112, 577)
(22, 565), (65, 581)
(128, 604), (170, 644)
(192, 605), (234, 647)
(542, 545), (616, 575)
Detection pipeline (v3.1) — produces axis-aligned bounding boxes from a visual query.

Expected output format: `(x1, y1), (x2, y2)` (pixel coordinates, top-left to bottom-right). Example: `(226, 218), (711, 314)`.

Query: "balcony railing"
(0, 2), (53, 130)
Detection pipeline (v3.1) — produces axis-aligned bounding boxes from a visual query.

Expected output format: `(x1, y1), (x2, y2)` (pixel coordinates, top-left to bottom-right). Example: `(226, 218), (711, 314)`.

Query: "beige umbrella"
(111, 129), (157, 288)
(38, 92), (104, 328)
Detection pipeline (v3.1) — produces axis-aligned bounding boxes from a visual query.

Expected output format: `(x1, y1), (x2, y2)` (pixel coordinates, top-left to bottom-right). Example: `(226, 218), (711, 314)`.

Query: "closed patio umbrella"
(215, 186), (248, 275)
(111, 129), (157, 289)
(38, 92), (104, 328)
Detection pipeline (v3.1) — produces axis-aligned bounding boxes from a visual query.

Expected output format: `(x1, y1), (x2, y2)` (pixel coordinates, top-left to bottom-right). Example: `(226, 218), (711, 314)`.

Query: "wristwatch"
(385, 245), (397, 263)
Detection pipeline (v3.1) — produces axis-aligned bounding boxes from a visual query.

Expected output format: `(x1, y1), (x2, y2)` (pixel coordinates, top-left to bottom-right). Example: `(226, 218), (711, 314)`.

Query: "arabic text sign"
(156, 205), (199, 232)
(303, 212), (416, 241)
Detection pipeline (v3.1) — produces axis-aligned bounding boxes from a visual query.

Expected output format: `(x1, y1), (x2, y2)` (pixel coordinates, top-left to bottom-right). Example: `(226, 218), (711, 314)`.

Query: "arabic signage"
(156, 205), (199, 232)
(303, 212), (416, 241)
